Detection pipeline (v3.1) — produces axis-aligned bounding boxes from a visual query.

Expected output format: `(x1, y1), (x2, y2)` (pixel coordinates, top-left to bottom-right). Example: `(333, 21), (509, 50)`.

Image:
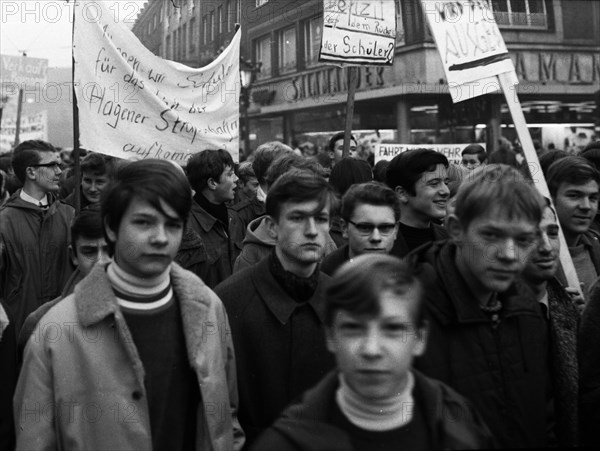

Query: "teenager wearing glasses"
(322, 182), (399, 276)
(0, 140), (74, 334)
(385, 148), (450, 256)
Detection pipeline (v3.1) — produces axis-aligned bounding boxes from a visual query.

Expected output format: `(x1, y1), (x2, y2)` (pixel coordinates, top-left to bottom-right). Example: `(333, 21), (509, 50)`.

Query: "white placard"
(421, 0), (517, 102)
(0, 112), (47, 153)
(320, 0), (397, 66)
(375, 143), (485, 165)
(74, 1), (241, 163)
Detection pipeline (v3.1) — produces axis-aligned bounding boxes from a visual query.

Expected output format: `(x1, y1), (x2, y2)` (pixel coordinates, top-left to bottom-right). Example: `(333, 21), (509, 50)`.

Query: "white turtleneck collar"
(106, 262), (172, 311)
(335, 371), (415, 431)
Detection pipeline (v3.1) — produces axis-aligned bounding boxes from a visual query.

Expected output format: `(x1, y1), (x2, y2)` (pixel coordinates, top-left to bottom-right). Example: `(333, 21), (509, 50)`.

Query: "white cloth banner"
(74, 1), (240, 163)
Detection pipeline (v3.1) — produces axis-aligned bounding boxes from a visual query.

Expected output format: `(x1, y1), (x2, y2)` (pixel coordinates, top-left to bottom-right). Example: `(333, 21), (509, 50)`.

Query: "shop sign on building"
(74, 1), (241, 163)
(421, 0), (517, 102)
(375, 143), (484, 165)
(320, 1), (397, 65)
(0, 55), (48, 86)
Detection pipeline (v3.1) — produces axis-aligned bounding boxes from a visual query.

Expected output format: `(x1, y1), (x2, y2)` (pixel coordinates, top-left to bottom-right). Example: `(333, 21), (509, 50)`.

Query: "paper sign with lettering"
(421, 0), (517, 102)
(375, 143), (485, 165)
(0, 55), (48, 86)
(0, 111), (47, 153)
(74, 1), (240, 163)
(320, 0), (397, 66)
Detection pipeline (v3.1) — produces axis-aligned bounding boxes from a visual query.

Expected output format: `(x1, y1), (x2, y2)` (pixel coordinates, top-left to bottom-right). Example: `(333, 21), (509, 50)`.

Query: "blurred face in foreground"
(522, 206), (560, 284)
(326, 290), (427, 400)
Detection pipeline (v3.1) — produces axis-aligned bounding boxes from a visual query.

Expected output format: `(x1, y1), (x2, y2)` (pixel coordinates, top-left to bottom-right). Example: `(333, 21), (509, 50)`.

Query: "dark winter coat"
(231, 196), (265, 231)
(252, 370), (495, 451)
(214, 257), (335, 449)
(0, 191), (75, 333)
(390, 222), (448, 258)
(580, 281), (600, 446)
(411, 240), (551, 448)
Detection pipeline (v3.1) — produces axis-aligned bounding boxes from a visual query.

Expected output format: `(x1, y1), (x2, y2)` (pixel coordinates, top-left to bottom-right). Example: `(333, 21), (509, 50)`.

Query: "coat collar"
(251, 257), (329, 325)
(191, 200), (218, 233)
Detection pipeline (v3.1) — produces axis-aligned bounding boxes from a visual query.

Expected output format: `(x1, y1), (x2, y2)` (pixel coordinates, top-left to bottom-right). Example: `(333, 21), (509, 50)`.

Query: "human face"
(240, 176), (259, 199)
(523, 207), (560, 284)
(402, 164), (449, 227)
(451, 210), (538, 296)
(270, 199), (331, 277)
(554, 180), (599, 245)
(72, 237), (111, 276)
(332, 139), (358, 163)
(213, 165), (238, 203)
(344, 204), (398, 258)
(461, 154), (483, 171)
(326, 290), (427, 400)
(81, 172), (109, 204)
(31, 152), (62, 193)
(106, 196), (184, 278)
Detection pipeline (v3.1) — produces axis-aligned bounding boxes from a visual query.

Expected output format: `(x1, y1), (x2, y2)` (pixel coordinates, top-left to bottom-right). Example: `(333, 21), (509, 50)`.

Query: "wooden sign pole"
(342, 66), (358, 159)
(498, 72), (581, 292)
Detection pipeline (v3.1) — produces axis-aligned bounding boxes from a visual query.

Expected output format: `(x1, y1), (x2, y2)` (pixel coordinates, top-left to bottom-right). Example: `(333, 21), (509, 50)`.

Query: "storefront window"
(255, 35), (272, 80)
(492, 0), (547, 28)
(304, 17), (322, 67)
(278, 27), (297, 74)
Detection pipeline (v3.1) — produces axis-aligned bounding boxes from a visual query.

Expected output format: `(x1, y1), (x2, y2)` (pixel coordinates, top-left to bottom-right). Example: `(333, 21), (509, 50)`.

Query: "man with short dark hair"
(328, 131), (357, 166)
(14, 159), (244, 451)
(0, 140), (74, 333)
(322, 182), (399, 276)
(386, 148), (449, 256)
(182, 148), (245, 288)
(64, 153), (112, 209)
(215, 171), (337, 448)
(461, 144), (487, 171)
(547, 156), (600, 298)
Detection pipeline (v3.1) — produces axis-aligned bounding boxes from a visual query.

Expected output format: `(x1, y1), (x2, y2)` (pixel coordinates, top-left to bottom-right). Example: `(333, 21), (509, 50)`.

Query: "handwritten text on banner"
(421, 0), (517, 102)
(320, 0), (397, 66)
(74, 1), (240, 163)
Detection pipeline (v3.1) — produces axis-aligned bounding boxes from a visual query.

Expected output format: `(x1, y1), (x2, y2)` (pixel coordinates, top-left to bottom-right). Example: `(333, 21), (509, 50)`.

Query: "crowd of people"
(1, 134), (600, 450)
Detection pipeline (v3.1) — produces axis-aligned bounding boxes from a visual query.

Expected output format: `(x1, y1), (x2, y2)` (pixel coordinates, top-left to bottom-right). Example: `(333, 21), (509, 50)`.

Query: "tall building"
(133, 0), (600, 153)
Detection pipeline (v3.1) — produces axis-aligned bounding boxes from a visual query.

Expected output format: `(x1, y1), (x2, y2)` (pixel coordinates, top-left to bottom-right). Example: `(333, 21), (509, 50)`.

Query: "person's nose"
(538, 232), (553, 254)
(369, 227), (382, 243)
(579, 196), (592, 211)
(359, 329), (383, 359)
(305, 217), (318, 237)
(497, 237), (518, 262)
(151, 224), (169, 245)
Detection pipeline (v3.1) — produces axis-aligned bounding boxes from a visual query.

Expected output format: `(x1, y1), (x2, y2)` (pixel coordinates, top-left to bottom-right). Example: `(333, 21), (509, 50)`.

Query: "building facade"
(134, 0), (600, 155)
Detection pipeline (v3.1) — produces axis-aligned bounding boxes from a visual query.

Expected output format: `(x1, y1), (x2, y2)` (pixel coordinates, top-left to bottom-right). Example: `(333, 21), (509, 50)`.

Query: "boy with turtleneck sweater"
(215, 171), (337, 448)
(385, 148), (449, 257)
(14, 159), (244, 451)
(253, 254), (494, 451)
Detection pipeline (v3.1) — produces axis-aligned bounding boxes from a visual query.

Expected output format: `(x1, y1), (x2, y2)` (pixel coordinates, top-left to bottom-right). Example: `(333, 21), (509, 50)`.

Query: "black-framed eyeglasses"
(347, 220), (398, 235)
(30, 162), (61, 170)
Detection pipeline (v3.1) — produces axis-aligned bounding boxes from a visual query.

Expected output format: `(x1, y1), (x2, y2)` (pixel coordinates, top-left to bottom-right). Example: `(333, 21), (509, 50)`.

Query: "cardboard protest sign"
(0, 55), (48, 85)
(0, 111), (47, 153)
(421, 0), (517, 102)
(320, 0), (397, 66)
(375, 143), (484, 165)
(74, 1), (240, 163)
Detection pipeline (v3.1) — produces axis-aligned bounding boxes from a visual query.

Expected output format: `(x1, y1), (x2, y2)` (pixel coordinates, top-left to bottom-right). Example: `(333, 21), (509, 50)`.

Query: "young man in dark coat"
(412, 164), (553, 448)
(322, 182), (399, 276)
(0, 140), (75, 334)
(385, 148), (449, 257)
(179, 149), (245, 288)
(215, 171), (337, 448)
(253, 254), (494, 451)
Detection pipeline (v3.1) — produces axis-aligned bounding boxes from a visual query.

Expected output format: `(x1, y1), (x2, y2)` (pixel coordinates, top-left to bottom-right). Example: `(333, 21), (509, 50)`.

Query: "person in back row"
(253, 254), (494, 451)
(547, 156), (600, 299)
(385, 148), (449, 257)
(14, 159), (243, 451)
(412, 164), (553, 448)
(461, 144), (487, 171)
(322, 182), (399, 276)
(63, 153), (113, 209)
(215, 171), (337, 448)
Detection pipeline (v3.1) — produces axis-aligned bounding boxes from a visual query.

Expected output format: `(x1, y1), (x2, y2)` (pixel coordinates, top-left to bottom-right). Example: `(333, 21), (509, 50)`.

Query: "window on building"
(209, 11), (215, 41)
(492, 0), (547, 28)
(278, 27), (297, 74)
(202, 15), (207, 44)
(225, 1), (231, 31)
(182, 24), (188, 58)
(190, 17), (196, 52)
(255, 35), (272, 80)
(166, 34), (171, 59)
(218, 6), (223, 34)
(256, 0), (269, 6)
(304, 16), (322, 67)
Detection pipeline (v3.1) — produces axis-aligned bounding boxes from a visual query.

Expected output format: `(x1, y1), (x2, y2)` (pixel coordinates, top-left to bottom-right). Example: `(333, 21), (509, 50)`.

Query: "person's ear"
(104, 217), (117, 244)
(445, 214), (464, 243)
(69, 244), (78, 267)
(265, 215), (279, 240)
(207, 177), (218, 191)
(413, 321), (429, 357)
(341, 218), (349, 239)
(25, 166), (37, 181)
(394, 185), (409, 204)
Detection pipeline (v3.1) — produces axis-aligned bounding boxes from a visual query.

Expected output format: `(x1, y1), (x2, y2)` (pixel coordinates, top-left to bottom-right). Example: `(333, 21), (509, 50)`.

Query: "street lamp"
(240, 57), (261, 160)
